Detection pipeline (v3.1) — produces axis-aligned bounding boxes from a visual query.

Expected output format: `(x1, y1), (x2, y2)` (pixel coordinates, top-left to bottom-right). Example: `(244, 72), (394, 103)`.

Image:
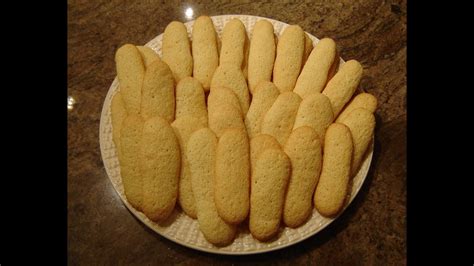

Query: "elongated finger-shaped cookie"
(339, 108), (375, 176)
(215, 129), (250, 224)
(211, 64), (250, 115)
(192, 16), (219, 91)
(261, 92), (302, 145)
(245, 81), (280, 139)
(294, 38), (338, 98)
(171, 115), (207, 219)
(140, 116), (180, 222)
(187, 128), (237, 246)
(272, 25), (305, 93)
(322, 60), (363, 117)
(208, 103), (245, 137)
(207, 86), (242, 115)
(249, 134), (281, 173)
(140, 60), (175, 122)
(120, 114), (144, 211)
(248, 20), (276, 94)
(175, 77), (208, 126)
(220, 19), (246, 71)
(314, 123), (353, 217)
(137, 46), (161, 67)
(111, 91), (127, 159)
(162, 21), (193, 82)
(249, 148), (291, 241)
(115, 44), (146, 114)
(293, 92), (334, 140)
(336, 92), (377, 122)
(283, 127), (322, 227)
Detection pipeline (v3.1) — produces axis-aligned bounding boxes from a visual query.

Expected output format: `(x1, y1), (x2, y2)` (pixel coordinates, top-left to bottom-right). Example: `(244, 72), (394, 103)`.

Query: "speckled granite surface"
(68, 0), (406, 264)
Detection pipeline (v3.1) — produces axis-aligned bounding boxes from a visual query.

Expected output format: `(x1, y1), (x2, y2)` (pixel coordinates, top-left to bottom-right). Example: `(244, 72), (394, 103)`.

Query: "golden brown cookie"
(162, 21), (193, 82)
(247, 20), (276, 94)
(245, 81), (280, 139)
(140, 116), (180, 222)
(314, 123), (353, 217)
(215, 128), (250, 224)
(192, 16), (219, 91)
(187, 128), (237, 246)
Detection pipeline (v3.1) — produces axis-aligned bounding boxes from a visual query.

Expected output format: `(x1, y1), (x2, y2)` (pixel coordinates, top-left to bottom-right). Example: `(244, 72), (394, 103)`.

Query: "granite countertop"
(68, 0), (406, 264)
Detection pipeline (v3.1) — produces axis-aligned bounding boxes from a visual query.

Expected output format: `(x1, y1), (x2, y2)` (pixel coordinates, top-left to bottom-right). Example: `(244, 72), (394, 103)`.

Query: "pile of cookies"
(111, 16), (376, 246)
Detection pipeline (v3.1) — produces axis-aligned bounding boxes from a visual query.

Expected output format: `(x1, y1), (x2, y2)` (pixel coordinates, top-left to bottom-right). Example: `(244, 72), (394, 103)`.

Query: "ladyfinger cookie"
(220, 18), (246, 71)
(120, 114), (145, 211)
(215, 128), (250, 224)
(249, 148), (291, 241)
(137, 46), (161, 67)
(175, 77), (208, 126)
(245, 81), (280, 139)
(247, 20), (276, 94)
(249, 134), (281, 173)
(140, 59), (175, 122)
(293, 92), (334, 141)
(314, 123), (353, 217)
(187, 128), (237, 246)
(111, 91), (127, 159)
(162, 21), (193, 82)
(272, 25), (305, 93)
(336, 92), (377, 122)
(171, 115), (207, 219)
(283, 126), (322, 227)
(115, 44), (146, 114)
(261, 92), (302, 145)
(294, 38), (338, 98)
(322, 60), (363, 117)
(210, 64), (250, 115)
(140, 116), (180, 222)
(339, 108), (375, 176)
(192, 16), (219, 91)
(208, 103), (245, 137)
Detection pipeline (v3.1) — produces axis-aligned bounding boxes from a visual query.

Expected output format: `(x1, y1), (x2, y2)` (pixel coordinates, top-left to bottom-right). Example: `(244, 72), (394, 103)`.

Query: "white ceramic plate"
(99, 14), (373, 255)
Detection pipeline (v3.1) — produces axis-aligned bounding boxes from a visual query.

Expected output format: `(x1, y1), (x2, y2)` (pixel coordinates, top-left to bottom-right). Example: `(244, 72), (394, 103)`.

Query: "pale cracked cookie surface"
(220, 18), (246, 72)
(171, 115), (207, 219)
(338, 108), (375, 176)
(115, 44), (146, 115)
(120, 114), (145, 211)
(336, 92), (377, 122)
(272, 25), (305, 93)
(294, 38), (338, 99)
(187, 128), (237, 246)
(314, 123), (353, 217)
(111, 91), (127, 160)
(162, 21), (193, 82)
(140, 116), (180, 222)
(293, 92), (334, 141)
(175, 77), (208, 126)
(261, 92), (302, 146)
(249, 148), (291, 241)
(322, 60), (363, 117)
(140, 59), (175, 122)
(215, 128), (250, 224)
(248, 20), (276, 94)
(137, 46), (161, 67)
(283, 126), (322, 228)
(245, 81), (280, 139)
(210, 64), (250, 115)
(192, 16), (219, 91)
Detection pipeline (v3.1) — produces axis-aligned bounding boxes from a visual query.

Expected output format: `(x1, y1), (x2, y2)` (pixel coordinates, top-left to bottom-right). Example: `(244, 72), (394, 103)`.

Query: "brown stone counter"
(68, 0), (406, 264)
